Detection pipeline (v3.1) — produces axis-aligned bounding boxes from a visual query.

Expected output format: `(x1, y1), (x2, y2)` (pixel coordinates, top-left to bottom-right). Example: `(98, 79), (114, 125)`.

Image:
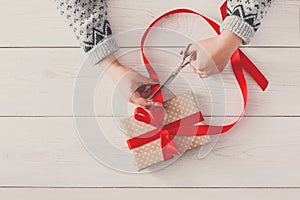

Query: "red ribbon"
(127, 2), (269, 160)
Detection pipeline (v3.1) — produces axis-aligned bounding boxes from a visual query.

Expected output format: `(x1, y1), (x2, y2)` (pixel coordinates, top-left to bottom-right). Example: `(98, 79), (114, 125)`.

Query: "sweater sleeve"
(54, 0), (119, 65)
(220, 0), (274, 44)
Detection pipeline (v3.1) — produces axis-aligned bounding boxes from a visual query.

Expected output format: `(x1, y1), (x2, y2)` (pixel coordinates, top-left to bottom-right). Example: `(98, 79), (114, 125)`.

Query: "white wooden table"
(1, 0), (300, 199)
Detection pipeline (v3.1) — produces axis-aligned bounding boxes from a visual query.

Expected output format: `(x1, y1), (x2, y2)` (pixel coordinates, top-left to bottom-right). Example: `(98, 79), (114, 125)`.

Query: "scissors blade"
(147, 71), (177, 100)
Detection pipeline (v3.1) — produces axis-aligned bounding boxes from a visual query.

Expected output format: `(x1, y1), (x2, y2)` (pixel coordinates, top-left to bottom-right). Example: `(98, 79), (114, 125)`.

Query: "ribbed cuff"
(220, 15), (255, 45)
(86, 36), (119, 66)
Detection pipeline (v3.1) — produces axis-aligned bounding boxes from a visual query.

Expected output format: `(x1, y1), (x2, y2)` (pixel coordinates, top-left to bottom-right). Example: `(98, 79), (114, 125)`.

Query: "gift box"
(120, 91), (210, 170)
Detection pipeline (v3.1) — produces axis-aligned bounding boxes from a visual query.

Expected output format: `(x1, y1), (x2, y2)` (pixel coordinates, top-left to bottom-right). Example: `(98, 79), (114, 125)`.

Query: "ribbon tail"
(160, 130), (178, 160)
(231, 50), (248, 106)
(239, 49), (269, 91)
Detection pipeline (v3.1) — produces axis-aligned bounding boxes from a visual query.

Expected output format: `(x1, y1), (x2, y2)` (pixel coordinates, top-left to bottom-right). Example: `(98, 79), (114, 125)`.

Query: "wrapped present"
(120, 91), (210, 170)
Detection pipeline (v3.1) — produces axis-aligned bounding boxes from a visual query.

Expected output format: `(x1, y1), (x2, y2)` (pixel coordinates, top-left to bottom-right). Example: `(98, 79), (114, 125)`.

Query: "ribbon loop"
(134, 107), (152, 125)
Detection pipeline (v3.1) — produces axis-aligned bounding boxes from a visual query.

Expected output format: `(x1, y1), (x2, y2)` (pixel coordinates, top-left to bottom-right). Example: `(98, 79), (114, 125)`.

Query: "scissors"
(144, 43), (197, 100)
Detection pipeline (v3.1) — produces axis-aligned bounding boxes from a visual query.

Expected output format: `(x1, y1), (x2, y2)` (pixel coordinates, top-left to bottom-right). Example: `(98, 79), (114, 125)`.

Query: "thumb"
(147, 78), (159, 85)
(139, 76), (159, 86)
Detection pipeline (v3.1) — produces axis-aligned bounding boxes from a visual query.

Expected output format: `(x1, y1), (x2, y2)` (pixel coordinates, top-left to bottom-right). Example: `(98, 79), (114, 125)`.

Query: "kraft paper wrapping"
(121, 91), (210, 170)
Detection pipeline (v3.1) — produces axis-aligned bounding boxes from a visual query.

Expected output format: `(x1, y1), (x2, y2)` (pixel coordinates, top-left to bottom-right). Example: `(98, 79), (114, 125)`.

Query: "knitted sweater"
(54, 0), (273, 65)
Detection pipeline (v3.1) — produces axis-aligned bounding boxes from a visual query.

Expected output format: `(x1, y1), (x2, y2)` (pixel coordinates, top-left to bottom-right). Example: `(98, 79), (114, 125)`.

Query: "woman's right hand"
(98, 54), (159, 108)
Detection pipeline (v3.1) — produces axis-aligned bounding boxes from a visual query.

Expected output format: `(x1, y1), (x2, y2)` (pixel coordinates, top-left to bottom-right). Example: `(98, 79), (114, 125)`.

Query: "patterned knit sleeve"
(220, 0), (274, 44)
(54, 0), (119, 65)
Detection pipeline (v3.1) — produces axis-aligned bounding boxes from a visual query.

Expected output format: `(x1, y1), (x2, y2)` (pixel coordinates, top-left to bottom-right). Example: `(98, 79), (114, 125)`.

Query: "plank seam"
(0, 115), (300, 118)
(0, 46), (299, 49)
(1, 186), (300, 189)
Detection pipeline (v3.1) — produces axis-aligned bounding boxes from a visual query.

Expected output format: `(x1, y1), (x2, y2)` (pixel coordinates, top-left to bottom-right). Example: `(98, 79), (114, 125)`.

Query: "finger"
(136, 84), (146, 93)
(136, 84), (154, 98)
(189, 61), (211, 77)
(139, 85), (153, 98)
(146, 78), (159, 85)
(198, 72), (208, 78)
(185, 43), (199, 55)
(136, 79), (158, 93)
(138, 74), (159, 84)
(190, 63), (205, 75)
(191, 51), (197, 61)
(189, 62), (198, 71)
(192, 67), (208, 78)
(134, 97), (155, 108)
(189, 60), (205, 74)
(130, 92), (155, 108)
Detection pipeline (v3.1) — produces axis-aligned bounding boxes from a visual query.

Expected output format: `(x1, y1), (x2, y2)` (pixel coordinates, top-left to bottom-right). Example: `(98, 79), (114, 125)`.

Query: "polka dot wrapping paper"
(121, 91), (211, 170)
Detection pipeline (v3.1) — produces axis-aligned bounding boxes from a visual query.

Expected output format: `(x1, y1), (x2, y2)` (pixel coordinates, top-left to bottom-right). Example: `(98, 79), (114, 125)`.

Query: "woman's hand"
(98, 54), (158, 108)
(187, 30), (243, 78)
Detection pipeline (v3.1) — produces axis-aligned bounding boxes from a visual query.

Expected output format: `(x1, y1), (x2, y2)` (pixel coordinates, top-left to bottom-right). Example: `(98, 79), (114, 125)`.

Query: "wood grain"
(1, 188), (300, 200)
(0, 0), (299, 47)
(1, 0), (299, 197)
(0, 116), (300, 186)
(0, 48), (298, 116)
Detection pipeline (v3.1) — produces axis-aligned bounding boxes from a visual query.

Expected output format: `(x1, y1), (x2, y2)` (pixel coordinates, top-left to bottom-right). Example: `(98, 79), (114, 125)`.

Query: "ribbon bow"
(127, 1), (269, 160)
(129, 107), (205, 160)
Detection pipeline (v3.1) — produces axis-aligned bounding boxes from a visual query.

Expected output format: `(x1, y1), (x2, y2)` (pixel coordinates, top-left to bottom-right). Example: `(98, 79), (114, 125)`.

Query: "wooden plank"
(0, 116), (300, 186)
(0, 0), (299, 47)
(1, 188), (300, 200)
(0, 48), (299, 116)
